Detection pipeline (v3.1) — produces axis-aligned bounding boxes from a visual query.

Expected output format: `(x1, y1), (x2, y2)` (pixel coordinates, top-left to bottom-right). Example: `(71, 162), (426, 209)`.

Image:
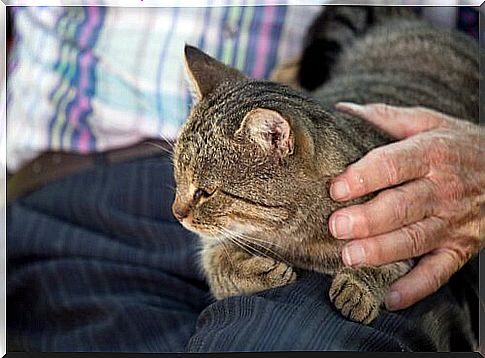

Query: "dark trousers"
(7, 152), (480, 352)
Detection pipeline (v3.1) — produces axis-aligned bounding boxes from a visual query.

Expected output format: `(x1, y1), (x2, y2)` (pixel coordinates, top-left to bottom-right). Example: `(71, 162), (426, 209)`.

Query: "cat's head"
(172, 45), (332, 243)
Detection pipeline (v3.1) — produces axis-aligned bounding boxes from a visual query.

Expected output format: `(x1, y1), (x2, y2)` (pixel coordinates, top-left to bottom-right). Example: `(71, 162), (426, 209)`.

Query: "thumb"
(335, 102), (445, 140)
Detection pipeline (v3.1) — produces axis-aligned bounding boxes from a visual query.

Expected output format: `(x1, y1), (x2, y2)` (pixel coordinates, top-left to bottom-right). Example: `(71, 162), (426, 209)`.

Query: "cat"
(171, 6), (479, 325)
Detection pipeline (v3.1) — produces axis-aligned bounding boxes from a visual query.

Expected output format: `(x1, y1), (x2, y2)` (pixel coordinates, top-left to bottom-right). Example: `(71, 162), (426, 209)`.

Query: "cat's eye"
(193, 188), (212, 202)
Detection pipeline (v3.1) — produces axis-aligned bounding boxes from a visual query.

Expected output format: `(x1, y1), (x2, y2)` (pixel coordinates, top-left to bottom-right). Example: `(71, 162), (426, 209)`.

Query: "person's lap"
(7, 153), (479, 352)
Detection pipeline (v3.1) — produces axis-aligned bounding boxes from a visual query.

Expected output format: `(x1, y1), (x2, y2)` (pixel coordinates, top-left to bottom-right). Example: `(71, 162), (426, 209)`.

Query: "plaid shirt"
(5, 5), (322, 171)
(5, 5), (479, 171)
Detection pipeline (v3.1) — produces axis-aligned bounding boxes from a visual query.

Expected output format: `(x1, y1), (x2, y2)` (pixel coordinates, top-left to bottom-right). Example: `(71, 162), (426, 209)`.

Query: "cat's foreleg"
(201, 241), (297, 300)
(329, 261), (412, 324)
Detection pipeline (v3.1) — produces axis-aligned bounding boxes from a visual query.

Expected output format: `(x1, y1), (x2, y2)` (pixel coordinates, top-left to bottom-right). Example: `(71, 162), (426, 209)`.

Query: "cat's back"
(316, 17), (479, 122)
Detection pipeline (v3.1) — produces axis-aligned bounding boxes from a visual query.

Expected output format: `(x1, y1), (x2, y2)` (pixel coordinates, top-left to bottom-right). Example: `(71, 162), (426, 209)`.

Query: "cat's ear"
(236, 108), (294, 158)
(184, 45), (246, 101)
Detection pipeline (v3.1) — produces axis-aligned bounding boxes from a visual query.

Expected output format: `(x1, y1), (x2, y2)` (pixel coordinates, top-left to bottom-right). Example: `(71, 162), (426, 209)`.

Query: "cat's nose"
(172, 200), (190, 221)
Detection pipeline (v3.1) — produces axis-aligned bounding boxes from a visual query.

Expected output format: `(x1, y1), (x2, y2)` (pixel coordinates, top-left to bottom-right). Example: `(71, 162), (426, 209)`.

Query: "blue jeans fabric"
(7, 153), (479, 352)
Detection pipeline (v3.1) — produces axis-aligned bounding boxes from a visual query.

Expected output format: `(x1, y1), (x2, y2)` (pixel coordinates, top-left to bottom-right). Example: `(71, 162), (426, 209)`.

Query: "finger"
(329, 179), (435, 239)
(340, 217), (446, 267)
(330, 139), (430, 201)
(335, 102), (445, 139)
(384, 248), (462, 311)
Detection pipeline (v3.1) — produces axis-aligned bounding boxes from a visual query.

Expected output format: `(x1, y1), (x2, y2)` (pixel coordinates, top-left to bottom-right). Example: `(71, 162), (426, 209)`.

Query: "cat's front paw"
(243, 256), (297, 288)
(211, 256), (297, 300)
(329, 269), (380, 325)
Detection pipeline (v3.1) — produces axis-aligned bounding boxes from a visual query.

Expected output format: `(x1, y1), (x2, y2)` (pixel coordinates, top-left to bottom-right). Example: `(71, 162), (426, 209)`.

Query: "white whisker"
(145, 141), (174, 158)
(222, 227), (283, 252)
(228, 236), (254, 257)
(163, 183), (175, 191)
(210, 228), (234, 270)
(157, 132), (175, 150)
(222, 227), (291, 266)
(236, 232), (285, 250)
(218, 227), (257, 257)
(220, 227), (286, 264)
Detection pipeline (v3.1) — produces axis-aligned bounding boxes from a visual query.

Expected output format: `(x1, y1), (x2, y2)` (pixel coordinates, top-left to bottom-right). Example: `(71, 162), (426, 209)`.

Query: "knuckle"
(431, 172), (466, 202)
(376, 188), (411, 226)
(435, 248), (464, 275)
(390, 188), (412, 225)
(447, 233), (479, 261)
(422, 177), (439, 198)
(382, 155), (399, 186)
(367, 148), (399, 186)
(430, 137), (452, 163)
(451, 246), (471, 263)
(402, 223), (427, 256)
(444, 173), (466, 201)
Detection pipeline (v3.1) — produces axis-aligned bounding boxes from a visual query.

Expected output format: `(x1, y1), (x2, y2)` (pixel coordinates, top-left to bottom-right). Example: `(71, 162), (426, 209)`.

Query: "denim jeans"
(7, 152), (479, 352)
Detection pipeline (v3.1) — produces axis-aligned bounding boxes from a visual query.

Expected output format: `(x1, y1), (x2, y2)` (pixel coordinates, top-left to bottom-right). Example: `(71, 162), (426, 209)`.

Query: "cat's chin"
(178, 218), (204, 235)
(178, 219), (225, 240)
(177, 214), (267, 244)
(185, 221), (262, 243)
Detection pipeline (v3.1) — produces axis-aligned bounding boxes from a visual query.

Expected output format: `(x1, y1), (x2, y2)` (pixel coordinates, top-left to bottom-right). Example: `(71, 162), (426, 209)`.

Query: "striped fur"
(173, 8), (478, 325)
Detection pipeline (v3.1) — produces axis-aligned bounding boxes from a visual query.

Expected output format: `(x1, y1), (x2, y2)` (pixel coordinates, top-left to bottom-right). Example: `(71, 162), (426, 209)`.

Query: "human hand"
(329, 103), (484, 311)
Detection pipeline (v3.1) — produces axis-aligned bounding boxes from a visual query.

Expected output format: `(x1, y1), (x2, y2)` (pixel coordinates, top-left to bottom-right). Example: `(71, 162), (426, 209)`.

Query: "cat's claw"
(329, 269), (380, 325)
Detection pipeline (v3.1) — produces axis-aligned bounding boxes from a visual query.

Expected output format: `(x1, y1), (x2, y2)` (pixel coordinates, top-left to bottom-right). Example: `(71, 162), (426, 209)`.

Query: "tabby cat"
(171, 6), (478, 324)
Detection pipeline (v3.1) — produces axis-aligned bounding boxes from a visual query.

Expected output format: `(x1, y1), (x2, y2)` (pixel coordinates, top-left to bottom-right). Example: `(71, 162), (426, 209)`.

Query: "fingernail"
(330, 214), (353, 239)
(335, 102), (365, 115)
(342, 243), (365, 267)
(385, 291), (401, 310)
(330, 180), (350, 200)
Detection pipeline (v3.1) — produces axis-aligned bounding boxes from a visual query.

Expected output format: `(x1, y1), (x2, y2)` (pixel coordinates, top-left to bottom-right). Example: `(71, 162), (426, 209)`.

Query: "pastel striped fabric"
(6, 5), (322, 171)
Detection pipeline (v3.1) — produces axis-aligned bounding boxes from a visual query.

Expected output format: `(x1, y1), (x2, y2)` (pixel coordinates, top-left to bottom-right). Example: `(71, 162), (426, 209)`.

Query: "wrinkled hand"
(329, 103), (484, 311)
